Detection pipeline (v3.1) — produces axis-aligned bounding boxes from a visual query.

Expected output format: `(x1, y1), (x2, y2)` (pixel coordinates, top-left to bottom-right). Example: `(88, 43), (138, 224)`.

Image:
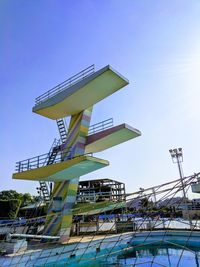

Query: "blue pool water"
(68, 245), (200, 267)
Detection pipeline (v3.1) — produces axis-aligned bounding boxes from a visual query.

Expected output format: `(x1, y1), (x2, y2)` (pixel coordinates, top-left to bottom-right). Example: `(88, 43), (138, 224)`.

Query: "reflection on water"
(99, 245), (200, 267)
(68, 245), (200, 267)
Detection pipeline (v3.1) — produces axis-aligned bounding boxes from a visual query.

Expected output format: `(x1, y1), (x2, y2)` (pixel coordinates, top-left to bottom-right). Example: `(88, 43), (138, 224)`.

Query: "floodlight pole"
(152, 188), (157, 207)
(169, 148), (191, 226)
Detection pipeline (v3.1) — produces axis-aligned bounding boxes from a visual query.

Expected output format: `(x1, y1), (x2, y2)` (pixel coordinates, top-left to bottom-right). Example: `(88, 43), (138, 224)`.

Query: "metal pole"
(176, 155), (191, 225)
(169, 148), (192, 227)
(9, 233), (60, 240)
(152, 188), (157, 205)
(177, 157), (187, 200)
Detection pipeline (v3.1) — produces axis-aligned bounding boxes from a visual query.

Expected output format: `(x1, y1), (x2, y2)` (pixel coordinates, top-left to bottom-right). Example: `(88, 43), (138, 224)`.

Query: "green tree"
(0, 199), (21, 219)
(0, 190), (35, 207)
(21, 193), (32, 206)
(0, 190), (23, 201)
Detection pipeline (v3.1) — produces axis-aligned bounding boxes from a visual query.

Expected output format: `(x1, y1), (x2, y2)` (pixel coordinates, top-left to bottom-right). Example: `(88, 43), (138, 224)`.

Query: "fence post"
(37, 156), (39, 168)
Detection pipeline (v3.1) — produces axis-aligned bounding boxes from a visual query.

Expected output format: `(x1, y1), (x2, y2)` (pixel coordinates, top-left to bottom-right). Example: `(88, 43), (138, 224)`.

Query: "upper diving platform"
(33, 65), (129, 119)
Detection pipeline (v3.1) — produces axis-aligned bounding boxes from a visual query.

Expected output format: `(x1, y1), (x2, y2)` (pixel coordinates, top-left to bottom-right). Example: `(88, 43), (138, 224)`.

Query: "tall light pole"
(169, 148), (191, 225)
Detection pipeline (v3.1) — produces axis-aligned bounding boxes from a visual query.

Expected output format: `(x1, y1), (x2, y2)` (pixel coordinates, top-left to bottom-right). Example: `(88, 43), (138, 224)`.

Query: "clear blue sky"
(1, 0), (200, 196)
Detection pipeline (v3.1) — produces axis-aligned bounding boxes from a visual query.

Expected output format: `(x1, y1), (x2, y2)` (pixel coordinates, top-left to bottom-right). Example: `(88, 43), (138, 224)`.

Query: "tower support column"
(44, 107), (93, 242)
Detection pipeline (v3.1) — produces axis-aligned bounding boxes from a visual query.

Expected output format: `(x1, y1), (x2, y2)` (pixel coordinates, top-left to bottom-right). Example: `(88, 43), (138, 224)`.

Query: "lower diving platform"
(191, 182), (200, 193)
(13, 155), (109, 182)
(191, 174), (200, 193)
(73, 201), (125, 216)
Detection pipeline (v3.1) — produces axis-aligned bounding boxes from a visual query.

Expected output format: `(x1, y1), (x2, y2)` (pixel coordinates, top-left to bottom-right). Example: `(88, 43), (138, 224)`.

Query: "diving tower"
(13, 64), (141, 243)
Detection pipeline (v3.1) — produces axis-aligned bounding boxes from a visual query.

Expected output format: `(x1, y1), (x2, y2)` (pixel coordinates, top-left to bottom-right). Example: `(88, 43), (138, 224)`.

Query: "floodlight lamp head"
(178, 148), (182, 152)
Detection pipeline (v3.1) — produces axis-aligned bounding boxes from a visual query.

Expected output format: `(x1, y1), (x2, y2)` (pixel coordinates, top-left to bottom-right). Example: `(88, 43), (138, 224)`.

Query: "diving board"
(13, 156), (109, 182)
(85, 124), (141, 153)
(33, 65), (129, 119)
(73, 201), (126, 216)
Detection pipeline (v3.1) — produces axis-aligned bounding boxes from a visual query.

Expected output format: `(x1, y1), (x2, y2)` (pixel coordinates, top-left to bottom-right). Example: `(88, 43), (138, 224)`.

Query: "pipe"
(9, 233), (60, 240)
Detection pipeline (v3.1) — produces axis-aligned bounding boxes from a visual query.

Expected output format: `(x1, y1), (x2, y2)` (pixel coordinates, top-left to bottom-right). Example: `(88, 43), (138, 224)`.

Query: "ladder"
(46, 146), (60, 165)
(37, 118), (67, 202)
(39, 181), (50, 202)
(38, 139), (61, 202)
(56, 118), (68, 143)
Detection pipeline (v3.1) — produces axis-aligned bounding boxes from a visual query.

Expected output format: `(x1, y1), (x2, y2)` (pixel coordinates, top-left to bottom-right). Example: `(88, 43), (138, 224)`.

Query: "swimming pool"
(1, 230), (200, 266)
(68, 244), (200, 267)
(106, 245), (200, 266)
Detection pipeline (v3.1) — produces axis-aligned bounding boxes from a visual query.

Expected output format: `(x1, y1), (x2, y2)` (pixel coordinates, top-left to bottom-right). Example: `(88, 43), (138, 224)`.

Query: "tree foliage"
(0, 190), (39, 219)
(0, 199), (21, 219)
(0, 190), (33, 207)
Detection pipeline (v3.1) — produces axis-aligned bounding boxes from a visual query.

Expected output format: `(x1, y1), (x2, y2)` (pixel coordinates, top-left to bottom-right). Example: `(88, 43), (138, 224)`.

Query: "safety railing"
(35, 64), (95, 105)
(15, 150), (93, 173)
(88, 118), (113, 135)
(15, 148), (72, 173)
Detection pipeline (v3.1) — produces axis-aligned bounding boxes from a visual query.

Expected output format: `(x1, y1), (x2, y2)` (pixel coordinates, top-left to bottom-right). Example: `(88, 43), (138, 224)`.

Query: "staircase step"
(39, 180), (50, 202)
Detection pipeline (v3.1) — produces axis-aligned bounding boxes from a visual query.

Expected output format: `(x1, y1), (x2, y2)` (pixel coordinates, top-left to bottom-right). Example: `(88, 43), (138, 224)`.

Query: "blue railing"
(35, 64), (95, 105)
(15, 149), (93, 173)
(88, 118), (113, 135)
(15, 148), (72, 173)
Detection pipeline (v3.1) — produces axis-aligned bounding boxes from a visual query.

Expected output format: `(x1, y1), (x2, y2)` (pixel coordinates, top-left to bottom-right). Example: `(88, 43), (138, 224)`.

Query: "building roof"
(79, 178), (124, 185)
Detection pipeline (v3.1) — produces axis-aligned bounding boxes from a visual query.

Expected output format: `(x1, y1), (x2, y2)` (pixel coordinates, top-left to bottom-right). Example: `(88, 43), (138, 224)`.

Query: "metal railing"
(88, 118), (113, 135)
(35, 64), (95, 105)
(43, 138), (61, 165)
(15, 150), (93, 173)
(15, 148), (72, 173)
(53, 118), (114, 144)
